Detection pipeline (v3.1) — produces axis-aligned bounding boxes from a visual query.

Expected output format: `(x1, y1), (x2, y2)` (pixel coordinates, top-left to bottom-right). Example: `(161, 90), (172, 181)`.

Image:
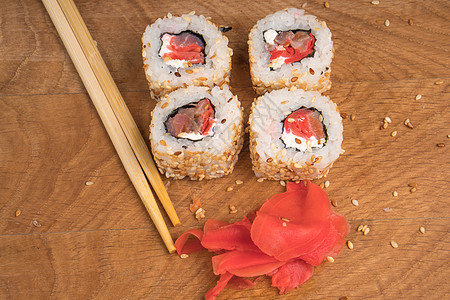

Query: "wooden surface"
(1, 0), (449, 299)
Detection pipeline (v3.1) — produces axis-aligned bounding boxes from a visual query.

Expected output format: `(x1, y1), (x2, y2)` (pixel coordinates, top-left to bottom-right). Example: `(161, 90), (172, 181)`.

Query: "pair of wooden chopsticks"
(42, 0), (180, 253)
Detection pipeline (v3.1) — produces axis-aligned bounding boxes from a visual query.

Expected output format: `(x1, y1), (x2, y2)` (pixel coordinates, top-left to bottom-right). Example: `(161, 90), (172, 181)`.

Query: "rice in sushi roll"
(150, 85), (244, 180)
(248, 8), (333, 95)
(248, 88), (343, 181)
(142, 12), (233, 100)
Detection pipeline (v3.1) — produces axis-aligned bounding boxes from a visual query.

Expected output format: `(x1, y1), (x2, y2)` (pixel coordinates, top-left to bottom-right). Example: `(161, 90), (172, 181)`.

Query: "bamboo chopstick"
(56, 0), (180, 227)
(41, 0), (176, 253)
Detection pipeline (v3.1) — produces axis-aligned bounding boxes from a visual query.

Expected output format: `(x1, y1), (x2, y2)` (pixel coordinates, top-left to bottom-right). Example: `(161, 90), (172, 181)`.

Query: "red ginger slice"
(270, 259), (314, 294)
(251, 181), (332, 261)
(212, 250), (285, 277)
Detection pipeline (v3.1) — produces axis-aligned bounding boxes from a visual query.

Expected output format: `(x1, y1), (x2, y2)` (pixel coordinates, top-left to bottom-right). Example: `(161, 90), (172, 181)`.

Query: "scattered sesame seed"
(326, 256), (335, 262)
(383, 207), (391, 213)
(85, 181), (94, 186)
(415, 94), (422, 100)
(408, 19), (413, 26)
(15, 209), (22, 217)
(371, 0), (380, 4)
(390, 240), (399, 248)
(180, 254), (189, 259)
(350, 114), (356, 121)
(324, 180), (330, 188)
(32, 220), (42, 228)
(362, 225), (368, 232)
(419, 226), (426, 234)
(302, 2), (308, 8)
(280, 180), (286, 187)
(447, 135), (450, 139)
(363, 227), (370, 235)
(331, 200), (338, 207)
(229, 205), (237, 214)
(340, 113), (348, 119)
(257, 178), (265, 182)
(391, 130), (398, 137)
(287, 118), (295, 123)
(280, 217), (291, 222)
(347, 241), (354, 250)
(435, 80), (444, 85)
(381, 122), (389, 129)
(408, 182), (418, 187)
(410, 187), (417, 193)
(436, 143), (445, 147)
(282, 222), (287, 227)
(351, 199), (359, 206)
(384, 116), (392, 123)
(392, 191), (398, 197)
(226, 186), (233, 192)
(384, 19), (390, 27)
(319, 182), (325, 189)
(324, 1), (330, 8)
(357, 224), (364, 231)
(235, 180), (243, 185)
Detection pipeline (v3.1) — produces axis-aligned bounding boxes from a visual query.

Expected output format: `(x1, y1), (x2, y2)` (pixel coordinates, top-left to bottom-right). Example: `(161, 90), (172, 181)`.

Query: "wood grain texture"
(0, 0), (449, 298)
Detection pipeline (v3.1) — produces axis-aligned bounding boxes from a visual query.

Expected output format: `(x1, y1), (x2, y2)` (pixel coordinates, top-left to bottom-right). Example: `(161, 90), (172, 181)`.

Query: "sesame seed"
(350, 114), (356, 121)
(357, 225), (364, 232)
(437, 143), (445, 147)
(408, 182), (418, 187)
(280, 217), (290, 222)
(392, 191), (398, 197)
(32, 220), (42, 228)
(382, 122), (389, 129)
(383, 207), (391, 213)
(331, 200), (338, 207)
(302, 2), (308, 8)
(287, 118), (295, 123)
(408, 19), (414, 26)
(326, 256), (335, 262)
(257, 178), (264, 182)
(435, 80), (444, 85)
(415, 94), (422, 100)
(235, 180), (243, 185)
(15, 209), (22, 217)
(371, 0), (380, 4)
(340, 113), (348, 119)
(324, 180), (330, 188)
(419, 226), (425, 234)
(384, 19), (390, 26)
(282, 222), (287, 227)
(391, 131), (397, 137)
(324, 2), (330, 8)
(351, 199), (359, 206)
(384, 116), (392, 123)
(390, 240), (399, 248)
(226, 186), (233, 192)
(180, 254), (189, 259)
(410, 187), (417, 193)
(447, 135), (450, 139)
(347, 241), (354, 249)
(362, 225), (368, 232)
(363, 227), (370, 235)
(280, 180), (286, 187)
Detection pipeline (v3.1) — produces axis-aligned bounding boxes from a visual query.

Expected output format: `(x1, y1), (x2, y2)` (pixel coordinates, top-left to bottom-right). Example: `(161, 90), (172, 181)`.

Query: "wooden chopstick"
(41, 0), (176, 253)
(56, 0), (180, 227)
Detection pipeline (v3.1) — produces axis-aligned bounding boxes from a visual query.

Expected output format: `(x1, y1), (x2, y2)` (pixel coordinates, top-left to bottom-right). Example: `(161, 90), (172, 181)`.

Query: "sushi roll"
(248, 8), (333, 95)
(150, 85), (244, 180)
(142, 12), (233, 100)
(248, 88), (343, 181)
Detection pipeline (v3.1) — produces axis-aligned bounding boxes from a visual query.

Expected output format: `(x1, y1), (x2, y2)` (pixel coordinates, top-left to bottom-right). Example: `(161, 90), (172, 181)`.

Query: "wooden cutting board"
(1, 0), (449, 298)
